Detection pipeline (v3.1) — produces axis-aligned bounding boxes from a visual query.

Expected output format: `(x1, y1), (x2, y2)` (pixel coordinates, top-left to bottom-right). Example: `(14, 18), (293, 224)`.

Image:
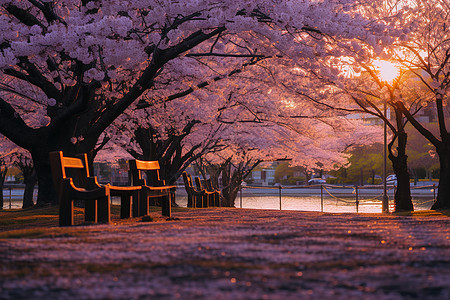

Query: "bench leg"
(203, 195), (208, 208)
(59, 196), (73, 226)
(216, 194), (220, 207)
(97, 196), (110, 224)
(132, 192), (139, 217)
(85, 200), (97, 223)
(120, 195), (132, 219)
(139, 190), (149, 216)
(161, 194), (171, 217)
(195, 195), (202, 208)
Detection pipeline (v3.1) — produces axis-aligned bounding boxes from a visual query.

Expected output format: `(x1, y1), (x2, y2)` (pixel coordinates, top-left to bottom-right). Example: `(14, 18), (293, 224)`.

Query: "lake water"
(2, 184), (437, 213)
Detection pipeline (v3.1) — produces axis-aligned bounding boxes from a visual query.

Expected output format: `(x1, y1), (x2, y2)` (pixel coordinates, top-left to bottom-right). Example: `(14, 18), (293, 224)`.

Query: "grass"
(0, 206), (61, 229)
(393, 209), (450, 217)
(0, 204), (190, 238)
(1, 204), (448, 239)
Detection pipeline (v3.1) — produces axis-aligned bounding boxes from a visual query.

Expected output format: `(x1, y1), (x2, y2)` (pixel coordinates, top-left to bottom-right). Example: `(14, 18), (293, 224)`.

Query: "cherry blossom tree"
(254, 0), (418, 211)
(391, 0), (450, 209)
(348, 67), (422, 212)
(286, 61), (419, 212)
(0, 0), (400, 206)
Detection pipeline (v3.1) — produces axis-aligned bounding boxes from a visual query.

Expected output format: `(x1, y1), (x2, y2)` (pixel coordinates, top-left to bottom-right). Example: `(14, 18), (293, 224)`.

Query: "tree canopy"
(0, 0), (412, 205)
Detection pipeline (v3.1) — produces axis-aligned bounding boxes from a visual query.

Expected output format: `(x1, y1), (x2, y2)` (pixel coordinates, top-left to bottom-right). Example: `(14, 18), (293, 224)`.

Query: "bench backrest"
(194, 177), (205, 191)
(129, 159), (163, 186)
(182, 171), (194, 190)
(49, 151), (90, 196)
(205, 178), (217, 192)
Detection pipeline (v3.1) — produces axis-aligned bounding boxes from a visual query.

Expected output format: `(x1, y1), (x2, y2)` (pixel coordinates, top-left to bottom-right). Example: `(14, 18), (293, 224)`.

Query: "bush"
(371, 178), (382, 185)
(287, 177), (305, 185)
(326, 178), (338, 184)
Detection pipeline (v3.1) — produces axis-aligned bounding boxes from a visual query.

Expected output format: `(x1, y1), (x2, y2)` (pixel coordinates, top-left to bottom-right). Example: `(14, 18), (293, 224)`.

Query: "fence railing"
(239, 183), (438, 213)
(2, 183), (438, 212)
(1, 184), (32, 210)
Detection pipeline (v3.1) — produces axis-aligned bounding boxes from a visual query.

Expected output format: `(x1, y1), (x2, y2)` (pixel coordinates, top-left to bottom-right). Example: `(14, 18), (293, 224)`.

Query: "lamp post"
(374, 60), (400, 213)
(382, 99), (389, 213)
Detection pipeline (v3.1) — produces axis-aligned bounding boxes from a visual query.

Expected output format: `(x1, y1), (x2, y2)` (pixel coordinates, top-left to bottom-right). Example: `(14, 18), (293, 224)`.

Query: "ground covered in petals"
(1, 208), (450, 299)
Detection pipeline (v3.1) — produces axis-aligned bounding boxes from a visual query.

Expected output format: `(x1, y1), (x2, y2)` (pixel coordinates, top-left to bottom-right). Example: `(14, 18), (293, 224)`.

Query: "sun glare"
(373, 60), (400, 83)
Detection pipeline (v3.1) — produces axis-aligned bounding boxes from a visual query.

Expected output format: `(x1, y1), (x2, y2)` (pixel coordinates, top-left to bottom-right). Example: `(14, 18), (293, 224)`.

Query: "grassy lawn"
(0, 205), (189, 238)
(1, 204), (449, 239)
(393, 209), (450, 217)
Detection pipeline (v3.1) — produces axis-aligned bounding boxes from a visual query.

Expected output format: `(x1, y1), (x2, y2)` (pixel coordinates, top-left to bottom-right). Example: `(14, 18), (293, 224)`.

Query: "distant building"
(251, 168), (276, 186)
(5, 175), (15, 183)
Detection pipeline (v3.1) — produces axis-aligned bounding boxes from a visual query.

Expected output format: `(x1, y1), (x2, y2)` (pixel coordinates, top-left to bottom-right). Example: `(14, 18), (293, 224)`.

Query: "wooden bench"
(205, 178), (221, 207)
(195, 177), (220, 207)
(182, 172), (207, 208)
(49, 151), (141, 226)
(128, 159), (176, 218)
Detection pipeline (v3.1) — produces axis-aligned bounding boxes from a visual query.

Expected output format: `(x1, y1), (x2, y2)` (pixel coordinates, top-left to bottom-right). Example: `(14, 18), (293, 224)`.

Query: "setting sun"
(373, 60), (400, 83)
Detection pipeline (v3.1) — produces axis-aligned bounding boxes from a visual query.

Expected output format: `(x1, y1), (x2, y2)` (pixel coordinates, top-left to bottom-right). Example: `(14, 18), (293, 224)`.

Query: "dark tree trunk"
(34, 158), (58, 206)
(388, 105), (413, 212)
(396, 100), (450, 209)
(388, 139), (413, 212)
(221, 184), (240, 207)
(432, 140), (450, 209)
(22, 170), (37, 209)
(0, 165), (7, 210)
(14, 153), (37, 209)
(220, 161), (241, 207)
(0, 185), (3, 210)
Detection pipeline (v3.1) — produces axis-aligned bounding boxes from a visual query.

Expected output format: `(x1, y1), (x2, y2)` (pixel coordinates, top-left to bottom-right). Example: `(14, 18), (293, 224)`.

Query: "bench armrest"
(151, 179), (166, 187)
(62, 178), (109, 199)
(84, 176), (102, 189)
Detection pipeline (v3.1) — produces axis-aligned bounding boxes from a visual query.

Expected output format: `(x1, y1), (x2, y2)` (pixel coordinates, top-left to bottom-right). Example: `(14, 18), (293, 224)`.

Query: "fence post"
(8, 187), (12, 209)
(279, 185), (282, 210)
(433, 184), (436, 200)
(355, 185), (359, 213)
(320, 184), (323, 212)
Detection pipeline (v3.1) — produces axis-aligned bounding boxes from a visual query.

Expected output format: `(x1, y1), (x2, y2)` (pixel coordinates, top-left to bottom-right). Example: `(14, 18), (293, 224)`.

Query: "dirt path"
(1, 208), (450, 299)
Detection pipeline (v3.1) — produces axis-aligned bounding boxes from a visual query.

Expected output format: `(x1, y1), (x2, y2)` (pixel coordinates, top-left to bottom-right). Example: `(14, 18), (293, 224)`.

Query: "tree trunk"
(0, 185), (3, 210)
(432, 141), (450, 209)
(0, 166), (7, 210)
(388, 131), (413, 212)
(22, 170), (37, 209)
(389, 153), (413, 211)
(220, 161), (243, 207)
(221, 184), (240, 207)
(32, 150), (58, 206)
